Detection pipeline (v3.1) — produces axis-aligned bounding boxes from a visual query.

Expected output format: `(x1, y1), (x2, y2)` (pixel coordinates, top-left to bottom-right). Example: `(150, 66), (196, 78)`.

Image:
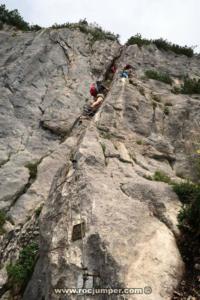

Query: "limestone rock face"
(0, 27), (120, 221)
(1, 26), (200, 300)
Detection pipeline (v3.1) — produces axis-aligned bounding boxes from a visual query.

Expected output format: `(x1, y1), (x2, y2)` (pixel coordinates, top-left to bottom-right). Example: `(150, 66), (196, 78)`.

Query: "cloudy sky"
(1, 0), (200, 49)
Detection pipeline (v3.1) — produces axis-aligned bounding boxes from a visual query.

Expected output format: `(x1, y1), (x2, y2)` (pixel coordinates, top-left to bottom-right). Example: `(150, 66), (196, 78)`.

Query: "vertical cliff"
(1, 25), (200, 300)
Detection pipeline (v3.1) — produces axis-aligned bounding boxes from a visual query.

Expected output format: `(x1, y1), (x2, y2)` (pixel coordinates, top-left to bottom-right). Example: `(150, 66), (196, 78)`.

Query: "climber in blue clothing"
(120, 64), (133, 78)
(120, 70), (129, 78)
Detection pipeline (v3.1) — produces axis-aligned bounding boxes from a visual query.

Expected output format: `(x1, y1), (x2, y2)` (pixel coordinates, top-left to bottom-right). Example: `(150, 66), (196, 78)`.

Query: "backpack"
(90, 83), (97, 97)
(96, 81), (106, 94)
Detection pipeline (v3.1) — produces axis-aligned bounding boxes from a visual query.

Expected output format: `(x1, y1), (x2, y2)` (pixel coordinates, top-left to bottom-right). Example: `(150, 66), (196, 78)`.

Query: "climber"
(111, 64), (117, 74)
(81, 81), (108, 119)
(125, 64), (133, 70)
(81, 94), (105, 118)
(90, 81), (108, 98)
(90, 93), (105, 110)
(89, 81), (108, 111)
(120, 64), (133, 79)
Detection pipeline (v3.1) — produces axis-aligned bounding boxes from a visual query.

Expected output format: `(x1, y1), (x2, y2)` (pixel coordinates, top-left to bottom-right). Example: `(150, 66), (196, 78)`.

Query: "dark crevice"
(151, 104), (158, 133)
(106, 153), (133, 165)
(39, 120), (63, 140)
(4, 82), (14, 94)
(38, 106), (44, 115)
(104, 46), (123, 82)
(31, 83), (38, 89)
(119, 184), (130, 197)
(150, 153), (176, 169)
(57, 39), (72, 63)
(48, 32), (71, 64)
(0, 154), (11, 169)
(0, 283), (9, 298)
(7, 155), (48, 214)
(86, 234), (126, 299)
(172, 235), (200, 299)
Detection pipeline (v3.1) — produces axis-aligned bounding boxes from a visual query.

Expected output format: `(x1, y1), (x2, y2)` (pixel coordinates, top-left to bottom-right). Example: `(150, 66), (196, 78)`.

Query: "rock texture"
(1, 26), (200, 300)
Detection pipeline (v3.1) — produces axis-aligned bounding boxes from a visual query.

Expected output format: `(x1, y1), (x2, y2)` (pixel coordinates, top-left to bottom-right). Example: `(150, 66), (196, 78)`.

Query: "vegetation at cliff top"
(1, 4), (197, 51)
(7, 242), (39, 288)
(126, 33), (194, 57)
(0, 4), (41, 31)
(145, 69), (172, 85)
(0, 5), (119, 42)
(51, 19), (120, 42)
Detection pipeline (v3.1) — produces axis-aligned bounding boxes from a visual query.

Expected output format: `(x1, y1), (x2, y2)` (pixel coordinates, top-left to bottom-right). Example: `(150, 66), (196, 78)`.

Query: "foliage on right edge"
(126, 33), (194, 57)
(173, 181), (200, 235)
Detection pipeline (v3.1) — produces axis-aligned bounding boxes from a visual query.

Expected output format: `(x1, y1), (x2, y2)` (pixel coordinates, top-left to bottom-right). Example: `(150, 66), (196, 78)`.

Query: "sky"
(1, 0), (200, 50)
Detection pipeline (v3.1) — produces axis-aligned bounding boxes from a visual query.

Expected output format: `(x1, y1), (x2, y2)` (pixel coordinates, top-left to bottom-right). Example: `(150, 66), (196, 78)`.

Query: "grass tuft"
(145, 69), (172, 85)
(7, 242), (39, 287)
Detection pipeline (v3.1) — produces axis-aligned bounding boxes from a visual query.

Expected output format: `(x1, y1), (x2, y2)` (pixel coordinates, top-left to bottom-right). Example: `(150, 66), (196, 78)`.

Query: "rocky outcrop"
(0, 27), (119, 219)
(1, 26), (200, 300)
(0, 27), (120, 299)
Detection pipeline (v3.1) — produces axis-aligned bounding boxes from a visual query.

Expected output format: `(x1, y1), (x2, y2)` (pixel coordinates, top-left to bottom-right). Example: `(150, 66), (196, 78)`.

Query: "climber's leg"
(91, 94), (104, 110)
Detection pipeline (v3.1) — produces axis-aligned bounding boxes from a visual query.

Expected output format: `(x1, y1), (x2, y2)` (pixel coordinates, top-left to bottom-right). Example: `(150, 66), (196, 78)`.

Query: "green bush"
(178, 194), (200, 234)
(7, 242), (39, 287)
(172, 77), (200, 95)
(145, 69), (172, 85)
(29, 24), (42, 31)
(173, 181), (200, 235)
(0, 4), (41, 31)
(165, 102), (173, 106)
(177, 205), (190, 227)
(52, 19), (119, 43)
(180, 77), (200, 94)
(153, 170), (171, 183)
(152, 101), (157, 110)
(171, 86), (181, 94)
(126, 33), (151, 47)
(188, 195), (200, 234)
(25, 162), (38, 180)
(151, 93), (161, 102)
(35, 205), (43, 218)
(136, 140), (144, 145)
(100, 131), (113, 139)
(163, 106), (170, 116)
(193, 155), (200, 180)
(126, 34), (194, 57)
(100, 142), (106, 155)
(0, 4), (29, 30)
(173, 181), (199, 204)
(153, 38), (194, 57)
(51, 22), (72, 29)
